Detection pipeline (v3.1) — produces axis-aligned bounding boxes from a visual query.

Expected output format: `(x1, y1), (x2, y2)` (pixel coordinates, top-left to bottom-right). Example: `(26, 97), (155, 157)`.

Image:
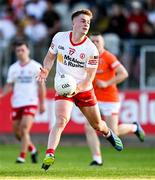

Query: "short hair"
(14, 40), (29, 48)
(90, 32), (102, 36)
(71, 9), (93, 21)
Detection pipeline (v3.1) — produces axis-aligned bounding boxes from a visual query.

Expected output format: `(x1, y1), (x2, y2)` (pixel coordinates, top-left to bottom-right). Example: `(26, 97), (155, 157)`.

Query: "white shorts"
(98, 101), (121, 116)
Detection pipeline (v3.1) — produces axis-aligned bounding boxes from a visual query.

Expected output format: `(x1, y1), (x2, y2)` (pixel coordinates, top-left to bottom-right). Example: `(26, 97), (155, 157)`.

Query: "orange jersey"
(93, 50), (121, 102)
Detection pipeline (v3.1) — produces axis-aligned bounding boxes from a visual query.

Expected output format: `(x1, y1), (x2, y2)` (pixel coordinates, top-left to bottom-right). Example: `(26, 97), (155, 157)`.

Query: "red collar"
(69, 32), (87, 46)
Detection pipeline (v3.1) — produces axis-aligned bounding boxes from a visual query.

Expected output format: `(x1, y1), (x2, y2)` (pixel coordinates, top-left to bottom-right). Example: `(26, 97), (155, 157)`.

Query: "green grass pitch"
(0, 144), (155, 180)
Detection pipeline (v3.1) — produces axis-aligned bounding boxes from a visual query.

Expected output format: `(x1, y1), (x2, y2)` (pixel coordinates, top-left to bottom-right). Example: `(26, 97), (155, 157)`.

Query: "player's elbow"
(124, 71), (129, 79)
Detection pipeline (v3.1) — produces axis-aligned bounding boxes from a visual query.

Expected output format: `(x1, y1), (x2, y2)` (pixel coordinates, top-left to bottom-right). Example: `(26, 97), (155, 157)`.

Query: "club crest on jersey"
(69, 48), (75, 55)
(80, 53), (85, 59)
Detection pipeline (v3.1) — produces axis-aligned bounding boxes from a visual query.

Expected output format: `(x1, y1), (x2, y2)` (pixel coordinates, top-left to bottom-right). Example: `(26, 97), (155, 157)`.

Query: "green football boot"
(41, 154), (55, 171)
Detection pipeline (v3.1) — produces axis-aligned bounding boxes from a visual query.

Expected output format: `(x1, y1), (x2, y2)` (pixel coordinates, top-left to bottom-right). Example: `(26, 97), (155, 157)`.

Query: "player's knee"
(20, 125), (29, 135)
(55, 115), (68, 129)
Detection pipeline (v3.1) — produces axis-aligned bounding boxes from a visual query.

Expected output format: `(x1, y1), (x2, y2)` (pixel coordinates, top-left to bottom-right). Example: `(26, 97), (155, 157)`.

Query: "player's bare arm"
(66, 67), (97, 98)
(0, 83), (13, 98)
(96, 65), (128, 88)
(37, 51), (56, 82)
(38, 81), (46, 113)
(77, 67), (97, 92)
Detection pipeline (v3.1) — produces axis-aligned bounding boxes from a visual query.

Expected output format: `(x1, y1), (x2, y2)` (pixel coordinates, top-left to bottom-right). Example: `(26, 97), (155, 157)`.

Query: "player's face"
(72, 14), (91, 35)
(15, 44), (30, 61)
(91, 35), (104, 52)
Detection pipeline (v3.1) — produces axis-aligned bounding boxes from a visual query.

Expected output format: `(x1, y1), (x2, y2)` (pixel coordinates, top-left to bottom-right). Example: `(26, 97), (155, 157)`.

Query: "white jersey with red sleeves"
(49, 31), (99, 91)
(7, 60), (41, 108)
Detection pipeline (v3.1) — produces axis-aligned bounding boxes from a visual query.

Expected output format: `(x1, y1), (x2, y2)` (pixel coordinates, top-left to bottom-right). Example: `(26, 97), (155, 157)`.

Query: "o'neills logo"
(64, 55), (85, 68)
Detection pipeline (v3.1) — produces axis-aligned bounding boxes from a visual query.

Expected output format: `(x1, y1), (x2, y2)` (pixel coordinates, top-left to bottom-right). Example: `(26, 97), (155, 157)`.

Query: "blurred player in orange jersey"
(85, 32), (145, 166)
(0, 40), (46, 163)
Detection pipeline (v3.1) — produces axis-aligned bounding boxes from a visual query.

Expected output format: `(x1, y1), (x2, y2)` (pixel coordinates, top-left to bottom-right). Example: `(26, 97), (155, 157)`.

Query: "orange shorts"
(12, 105), (38, 120)
(55, 89), (97, 107)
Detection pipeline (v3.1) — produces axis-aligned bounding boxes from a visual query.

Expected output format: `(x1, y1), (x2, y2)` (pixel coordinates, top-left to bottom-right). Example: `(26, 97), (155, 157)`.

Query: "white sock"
(105, 130), (111, 137)
(132, 124), (138, 132)
(31, 148), (37, 154)
(17, 157), (25, 162)
(93, 155), (102, 164)
(46, 153), (54, 157)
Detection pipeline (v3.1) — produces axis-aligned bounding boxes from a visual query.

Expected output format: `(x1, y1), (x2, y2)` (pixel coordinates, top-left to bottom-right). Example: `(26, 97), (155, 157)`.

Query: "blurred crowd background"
(0, 0), (155, 89)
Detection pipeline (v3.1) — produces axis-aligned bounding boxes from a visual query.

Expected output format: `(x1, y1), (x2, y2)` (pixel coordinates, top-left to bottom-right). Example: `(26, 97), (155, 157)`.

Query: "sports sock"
(105, 129), (111, 137)
(132, 124), (138, 132)
(19, 152), (26, 159)
(28, 145), (36, 154)
(93, 155), (102, 164)
(46, 148), (55, 156)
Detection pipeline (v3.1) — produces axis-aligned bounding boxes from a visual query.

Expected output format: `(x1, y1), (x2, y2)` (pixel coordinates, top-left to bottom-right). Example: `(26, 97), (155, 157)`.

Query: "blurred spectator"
(24, 15), (47, 43)
(71, 1), (90, 13)
(54, 0), (71, 31)
(1, 5), (16, 22)
(11, 23), (28, 45)
(147, 0), (155, 30)
(103, 33), (121, 57)
(0, 18), (16, 42)
(8, 0), (26, 20)
(10, 23), (28, 64)
(144, 0), (155, 11)
(127, 22), (140, 39)
(142, 21), (155, 39)
(90, 5), (110, 34)
(108, 3), (127, 38)
(126, 1), (148, 37)
(25, 0), (47, 20)
(24, 15), (47, 62)
(42, 0), (61, 42)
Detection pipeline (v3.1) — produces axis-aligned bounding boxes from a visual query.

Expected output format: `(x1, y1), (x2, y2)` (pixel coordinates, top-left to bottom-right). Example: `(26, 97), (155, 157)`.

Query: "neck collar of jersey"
(19, 59), (31, 67)
(70, 32), (87, 46)
(99, 49), (106, 57)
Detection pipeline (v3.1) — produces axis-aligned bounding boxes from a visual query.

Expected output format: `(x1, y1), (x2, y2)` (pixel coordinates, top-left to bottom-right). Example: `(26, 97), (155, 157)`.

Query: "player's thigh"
(55, 100), (74, 122)
(79, 104), (101, 126)
(105, 115), (119, 134)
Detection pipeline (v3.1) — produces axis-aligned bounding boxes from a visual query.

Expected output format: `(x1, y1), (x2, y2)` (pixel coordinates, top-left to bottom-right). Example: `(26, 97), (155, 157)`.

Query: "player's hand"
(36, 68), (49, 83)
(63, 91), (76, 98)
(63, 85), (81, 98)
(96, 79), (109, 88)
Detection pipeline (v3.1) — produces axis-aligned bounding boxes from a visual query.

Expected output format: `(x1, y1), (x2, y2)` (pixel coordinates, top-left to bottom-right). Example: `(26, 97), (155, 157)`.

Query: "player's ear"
(72, 18), (75, 25)
(27, 48), (30, 55)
